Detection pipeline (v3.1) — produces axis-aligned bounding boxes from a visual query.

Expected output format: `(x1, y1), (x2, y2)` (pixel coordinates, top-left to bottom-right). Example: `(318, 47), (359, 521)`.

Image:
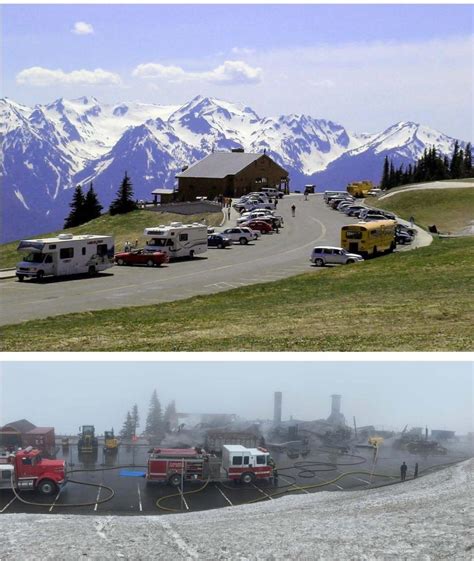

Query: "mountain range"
(0, 94), (467, 242)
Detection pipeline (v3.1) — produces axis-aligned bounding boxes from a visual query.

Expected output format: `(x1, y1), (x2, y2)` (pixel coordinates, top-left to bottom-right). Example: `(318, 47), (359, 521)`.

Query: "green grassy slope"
(374, 188), (474, 233)
(0, 210), (223, 269)
(2, 237), (472, 352)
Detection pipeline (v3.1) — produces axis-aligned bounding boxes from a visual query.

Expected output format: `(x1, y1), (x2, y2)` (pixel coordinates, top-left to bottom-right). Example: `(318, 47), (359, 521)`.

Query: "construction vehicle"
(78, 425), (98, 453)
(0, 447), (66, 495)
(147, 445), (274, 487)
(346, 180), (375, 198)
(104, 429), (119, 452)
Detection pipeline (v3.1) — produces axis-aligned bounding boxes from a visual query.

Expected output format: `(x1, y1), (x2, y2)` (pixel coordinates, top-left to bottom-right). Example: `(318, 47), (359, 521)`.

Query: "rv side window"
(232, 456), (243, 466)
(45, 255), (53, 263)
(82, 247), (86, 256)
(60, 248), (74, 259)
(48, 244), (56, 249)
(256, 455), (266, 465)
(179, 234), (188, 241)
(97, 244), (108, 256)
(167, 240), (174, 247)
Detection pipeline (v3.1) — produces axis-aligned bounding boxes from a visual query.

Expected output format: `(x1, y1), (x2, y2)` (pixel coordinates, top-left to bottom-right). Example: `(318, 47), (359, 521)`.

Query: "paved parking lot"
(0, 443), (464, 516)
(0, 195), (354, 325)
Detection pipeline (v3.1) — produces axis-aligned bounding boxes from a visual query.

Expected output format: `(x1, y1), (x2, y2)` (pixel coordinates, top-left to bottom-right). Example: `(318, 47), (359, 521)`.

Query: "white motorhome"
(16, 234), (114, 281)
(144, 222), (208, 259)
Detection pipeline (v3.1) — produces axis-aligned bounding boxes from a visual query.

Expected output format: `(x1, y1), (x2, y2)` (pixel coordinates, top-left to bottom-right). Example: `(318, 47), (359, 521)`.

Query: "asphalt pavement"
(0, 442), (465, 516)
(0, 195), (353, 326)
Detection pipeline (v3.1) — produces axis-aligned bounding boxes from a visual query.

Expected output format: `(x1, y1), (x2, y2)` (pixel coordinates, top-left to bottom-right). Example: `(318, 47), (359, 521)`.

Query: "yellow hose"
(156, 478), (211, 512)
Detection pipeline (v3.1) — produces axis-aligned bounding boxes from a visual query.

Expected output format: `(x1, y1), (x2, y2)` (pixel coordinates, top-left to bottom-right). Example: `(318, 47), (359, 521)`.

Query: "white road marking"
(137, 482), (143, 512)
(312, 473), (344, 491)
(215, 485), (233, 506)
(49, 488), (62, 512)
(0, 496), (17, 513)
(349, 475), (372, 485)
(178, 489), (189, 510)
(94, 486), (101, 512)
(251, 483), (273, 500)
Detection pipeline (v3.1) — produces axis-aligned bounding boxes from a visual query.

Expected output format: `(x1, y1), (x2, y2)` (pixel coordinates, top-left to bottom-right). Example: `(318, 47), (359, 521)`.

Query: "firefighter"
(268, 457), (278, 485)
(400, 461), (408, 481)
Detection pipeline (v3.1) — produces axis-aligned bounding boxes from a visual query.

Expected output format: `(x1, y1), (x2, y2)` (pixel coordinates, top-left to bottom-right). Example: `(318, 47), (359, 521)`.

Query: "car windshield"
(22, 253), (46, 263)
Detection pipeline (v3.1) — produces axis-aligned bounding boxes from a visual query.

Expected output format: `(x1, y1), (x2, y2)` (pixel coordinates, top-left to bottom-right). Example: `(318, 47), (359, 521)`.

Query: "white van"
(16, 234), (114, 281)
(261, 187), (283, 199)
(144, 222), (208, 259)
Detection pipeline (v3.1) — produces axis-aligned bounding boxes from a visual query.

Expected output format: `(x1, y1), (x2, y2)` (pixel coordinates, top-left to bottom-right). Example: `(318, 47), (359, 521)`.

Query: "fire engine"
(147, 444), (274, 487)
(0, 447), (67, 495)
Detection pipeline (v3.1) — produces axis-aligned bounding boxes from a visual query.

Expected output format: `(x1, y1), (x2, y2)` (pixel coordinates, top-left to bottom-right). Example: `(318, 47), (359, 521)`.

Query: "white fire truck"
(147, 444), (274, 486)
(0, 447), (67, 495)
(16, 234), (114, 281)
(143, 222), (208, 259)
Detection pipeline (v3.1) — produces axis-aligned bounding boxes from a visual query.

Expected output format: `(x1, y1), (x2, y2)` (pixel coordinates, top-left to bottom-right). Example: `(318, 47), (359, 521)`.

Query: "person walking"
(400, 461), (408, 482)
(227, 207), (231, 220)
(291, 204), (296, 217)
(409, 216), (415, 227)
(414, 462), (419, 478)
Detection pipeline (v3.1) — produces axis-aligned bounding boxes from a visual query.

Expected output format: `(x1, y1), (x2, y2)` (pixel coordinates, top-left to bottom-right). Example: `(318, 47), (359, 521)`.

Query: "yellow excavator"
(104, 429), (119, 452)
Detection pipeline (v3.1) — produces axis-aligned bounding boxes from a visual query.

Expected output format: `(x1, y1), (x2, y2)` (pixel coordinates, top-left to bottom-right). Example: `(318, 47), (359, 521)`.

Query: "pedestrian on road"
(274, 199), (278, 208)
(304, 190), (308, 201)
(400, 461), (408, 481)
(409, 216), (415, 227)
(414, 462), (419, 478)
(274, 222), (279, 234)
(227, 207), (231, 219)
(291, 204), (296, 217)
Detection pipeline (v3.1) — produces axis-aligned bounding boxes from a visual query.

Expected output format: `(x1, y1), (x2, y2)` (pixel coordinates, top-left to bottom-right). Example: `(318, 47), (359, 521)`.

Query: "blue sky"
(2, 4), (473, 138)
(1, 362), (472, 434)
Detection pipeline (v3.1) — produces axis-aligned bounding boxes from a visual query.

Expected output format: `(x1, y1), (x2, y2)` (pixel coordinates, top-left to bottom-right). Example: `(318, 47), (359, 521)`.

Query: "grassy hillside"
(374, 188), (474, 233)
(0, 210), (223, 269)
(1, 237), (472, 352)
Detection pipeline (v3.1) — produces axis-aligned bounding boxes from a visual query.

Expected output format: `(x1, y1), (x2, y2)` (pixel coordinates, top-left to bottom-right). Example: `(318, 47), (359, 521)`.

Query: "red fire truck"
(0, 447), (67, 495)
(147, 444), (274, 486)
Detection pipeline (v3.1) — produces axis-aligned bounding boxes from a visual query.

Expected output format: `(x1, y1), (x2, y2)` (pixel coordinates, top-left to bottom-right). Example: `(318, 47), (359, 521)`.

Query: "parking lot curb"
(0, 269), (16, 279)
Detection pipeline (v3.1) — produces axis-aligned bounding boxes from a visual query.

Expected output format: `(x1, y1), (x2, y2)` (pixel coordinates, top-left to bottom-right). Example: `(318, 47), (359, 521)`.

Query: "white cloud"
(132, 60), (262, 85)
(231, 47), (256, 56)
(72, 21), (94, 35)
(16, 67), (121, 87)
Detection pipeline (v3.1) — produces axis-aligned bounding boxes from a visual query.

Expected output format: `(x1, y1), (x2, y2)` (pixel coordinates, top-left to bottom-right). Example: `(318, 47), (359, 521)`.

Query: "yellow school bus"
(341, 220), (396, 257)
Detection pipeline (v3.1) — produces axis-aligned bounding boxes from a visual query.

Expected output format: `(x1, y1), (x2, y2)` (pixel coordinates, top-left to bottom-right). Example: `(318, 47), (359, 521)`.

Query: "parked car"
(395, 231), (414, 245)
(360, 213), (389, 221)
(344, 205), (368, 216)
(114, 249), (169, 267)
(240, 220), (273, 234)
(208, 234), (232, 248)
(310, 246), (364, 266)
(239, 226), (261, 240)
(221, 227), (255, 244)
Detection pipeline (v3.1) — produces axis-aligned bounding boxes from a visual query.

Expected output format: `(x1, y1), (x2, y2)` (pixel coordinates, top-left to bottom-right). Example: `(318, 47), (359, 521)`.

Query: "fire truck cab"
(0, 447), (66, 495)
(221, 445), (273, 484)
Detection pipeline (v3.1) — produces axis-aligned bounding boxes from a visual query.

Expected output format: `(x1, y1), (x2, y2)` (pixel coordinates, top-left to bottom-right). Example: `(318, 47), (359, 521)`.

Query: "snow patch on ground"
(1, 459), (472, 560)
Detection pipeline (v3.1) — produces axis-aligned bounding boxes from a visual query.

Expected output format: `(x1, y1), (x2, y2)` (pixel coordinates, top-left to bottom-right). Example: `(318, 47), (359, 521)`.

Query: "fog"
(0, 362), (472, 435)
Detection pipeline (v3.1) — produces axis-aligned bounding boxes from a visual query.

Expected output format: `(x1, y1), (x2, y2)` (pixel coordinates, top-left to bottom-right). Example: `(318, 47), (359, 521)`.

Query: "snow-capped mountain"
(0, 95), (467, 242)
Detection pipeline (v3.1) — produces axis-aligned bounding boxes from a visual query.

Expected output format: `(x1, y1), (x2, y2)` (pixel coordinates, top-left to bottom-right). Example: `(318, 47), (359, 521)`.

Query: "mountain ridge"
(0, 94), (468, 242)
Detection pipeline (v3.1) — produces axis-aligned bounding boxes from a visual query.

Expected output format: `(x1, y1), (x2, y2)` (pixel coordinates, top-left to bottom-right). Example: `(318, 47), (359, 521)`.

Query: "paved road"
(378, 179), (474, 200)
(0, 195), (355, 326)
(0, 443), (466, 516)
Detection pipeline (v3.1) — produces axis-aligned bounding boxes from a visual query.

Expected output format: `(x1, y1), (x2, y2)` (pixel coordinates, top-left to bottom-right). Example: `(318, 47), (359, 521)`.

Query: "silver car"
(310, 246), (364, 266)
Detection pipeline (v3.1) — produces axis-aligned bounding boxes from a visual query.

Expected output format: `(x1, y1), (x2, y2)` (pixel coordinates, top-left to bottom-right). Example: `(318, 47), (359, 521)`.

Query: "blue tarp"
(119, 470), (146, 477)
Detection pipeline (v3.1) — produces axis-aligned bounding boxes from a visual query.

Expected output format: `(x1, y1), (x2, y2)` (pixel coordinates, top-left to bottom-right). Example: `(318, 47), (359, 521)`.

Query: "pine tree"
(145, 390), (163, 438)
(450, 141), (461, 178)
(83, 183), (103, 222)
(464, 143), (472, 175)
(163, 400), (177, 432)
(381, 156), (390, 190)
(120, 411), (135, 440)
(131, 404), (140, 437)
(64, 185), (86, 228)
(109, 172), (138, 215)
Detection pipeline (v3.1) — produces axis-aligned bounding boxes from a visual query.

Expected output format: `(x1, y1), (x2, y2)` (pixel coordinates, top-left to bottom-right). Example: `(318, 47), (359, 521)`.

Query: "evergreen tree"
(163, 400), (177, 432)
(83, 183), (103, 222)
(120, 411), (135, 440)
(145, 390), (163, 437)
(109, 172), (138, 215)
(450, 141), (461, 178)
(131, 404), (140, 437)
(381, 156), (390, 190)
(64, 185), (86, 228)
(464, 142), (472, 175)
